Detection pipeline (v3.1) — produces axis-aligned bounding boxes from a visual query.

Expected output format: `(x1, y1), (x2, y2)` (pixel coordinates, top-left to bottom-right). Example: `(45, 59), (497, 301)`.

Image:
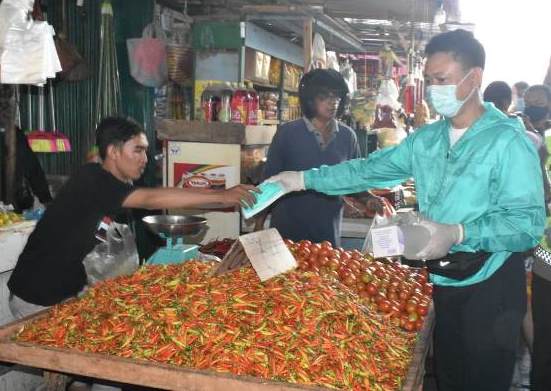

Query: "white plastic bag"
(127, 23), (168, 87)
(363, 210), (431, 259)
(83, 223), (139, 285)
(311, 33), (326, 69)
(0, 0), (61, 84)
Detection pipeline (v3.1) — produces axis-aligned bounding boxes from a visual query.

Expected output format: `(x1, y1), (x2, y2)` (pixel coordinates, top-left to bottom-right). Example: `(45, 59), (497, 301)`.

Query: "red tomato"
(340, 252), (351, 262)
(348, 259), (361, 270)
(398, 290), (410, 301)
(328, 249), (341, 260)
(327, 258), (340, 271)
(359, 290), (370, 299)
(318, 255), (330, 267)
(343, 274), (357, 287)
(309, 243), (321, 254)
(283, 239), (294, 246)
(417, 303), (429, 317)
(320, 240), (333, 249)
(318, 247), (330, 258)
(297, 248), (311, 259)
(366, 283), (378, 296)
(404, 320), (417, 332)
(361, 272), (373, 284)
(408, 311), (419, 322)
(374, 293), (386, 305)
(406, 302), (417, 315)
(378, 299), (392, 313)
(351, 250), (364, 260)
(415, 318), (424, 331)
(423, 284), (434, 296)
(387, 291), (398, 302)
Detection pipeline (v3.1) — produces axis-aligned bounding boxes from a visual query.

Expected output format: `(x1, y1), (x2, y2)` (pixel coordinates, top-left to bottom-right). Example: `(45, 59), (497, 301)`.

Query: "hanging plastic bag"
(127, 23), (168, 87)
(363, 209), (433, 259)
(0, 0), (61, 85)
(311, 33), (327, 70)
(83, 223), (139, 285)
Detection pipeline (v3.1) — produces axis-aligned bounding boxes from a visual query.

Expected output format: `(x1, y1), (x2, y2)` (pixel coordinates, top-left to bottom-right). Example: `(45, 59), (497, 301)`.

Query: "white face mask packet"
(242, 181), (287, 220)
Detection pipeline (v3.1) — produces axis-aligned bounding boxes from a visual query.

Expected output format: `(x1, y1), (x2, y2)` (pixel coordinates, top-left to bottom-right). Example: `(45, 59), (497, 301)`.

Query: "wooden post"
(0, 84), (16, 205)
(303, 17), (313, 73)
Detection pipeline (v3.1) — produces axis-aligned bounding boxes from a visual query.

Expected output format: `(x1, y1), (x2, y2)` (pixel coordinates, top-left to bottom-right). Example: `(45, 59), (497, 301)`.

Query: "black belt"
(406, 251), (492, 280)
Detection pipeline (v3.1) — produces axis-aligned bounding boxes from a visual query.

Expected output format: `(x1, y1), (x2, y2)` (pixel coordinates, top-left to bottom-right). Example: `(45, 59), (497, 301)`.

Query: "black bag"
(423, 251), (491, 280)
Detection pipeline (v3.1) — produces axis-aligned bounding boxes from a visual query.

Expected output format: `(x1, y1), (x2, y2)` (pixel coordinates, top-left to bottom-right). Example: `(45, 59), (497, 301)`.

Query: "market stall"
(0, 241), (434, 391)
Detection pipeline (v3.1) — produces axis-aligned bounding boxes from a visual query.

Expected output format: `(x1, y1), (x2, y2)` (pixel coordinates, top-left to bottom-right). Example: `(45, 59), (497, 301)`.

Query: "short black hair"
(483, 81), (512, 112)
(525, 84), (551, 103)
(96, 117), (145, 160)
(513, 81), (529, 95)
(425, 29), (485, 71)
(299, 69), (349, 119)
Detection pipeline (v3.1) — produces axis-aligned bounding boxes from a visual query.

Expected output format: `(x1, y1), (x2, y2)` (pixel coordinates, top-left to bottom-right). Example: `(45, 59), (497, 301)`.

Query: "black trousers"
(531, 273), (551, 391)
(433, 253), (526, 391)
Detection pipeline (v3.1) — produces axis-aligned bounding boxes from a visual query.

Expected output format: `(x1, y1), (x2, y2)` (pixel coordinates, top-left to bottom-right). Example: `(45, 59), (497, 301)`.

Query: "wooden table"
(0, 307), (434, 391)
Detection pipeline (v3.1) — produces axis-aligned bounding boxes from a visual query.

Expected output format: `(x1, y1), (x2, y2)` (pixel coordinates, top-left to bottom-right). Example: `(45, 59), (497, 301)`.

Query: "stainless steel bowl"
(142, 215), (208, 239)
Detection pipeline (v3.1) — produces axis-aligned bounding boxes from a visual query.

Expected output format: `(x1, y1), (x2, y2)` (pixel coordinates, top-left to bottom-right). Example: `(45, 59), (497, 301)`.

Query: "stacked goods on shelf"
(16, 243), (429, 390)
(283, 63), (302, 92)
(281, 94), (301, 122)
(200, 86), (258, 125)
(245, 48), (271, 84)
(268, 59), (282, 86)
(259, 91), (279, 121)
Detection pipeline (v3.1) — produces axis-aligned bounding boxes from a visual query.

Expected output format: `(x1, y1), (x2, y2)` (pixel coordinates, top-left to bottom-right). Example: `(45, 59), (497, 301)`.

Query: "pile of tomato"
(286, 239), (432, 332)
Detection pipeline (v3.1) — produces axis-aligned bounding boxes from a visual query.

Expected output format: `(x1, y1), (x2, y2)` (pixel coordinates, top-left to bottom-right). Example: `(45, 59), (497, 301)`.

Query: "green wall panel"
(19, 0), (155, 176)
(192, 21), (242, 50)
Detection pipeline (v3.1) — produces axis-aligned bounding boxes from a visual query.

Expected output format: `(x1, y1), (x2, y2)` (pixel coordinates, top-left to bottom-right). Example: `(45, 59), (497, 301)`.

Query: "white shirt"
(449, 127), (469, 147)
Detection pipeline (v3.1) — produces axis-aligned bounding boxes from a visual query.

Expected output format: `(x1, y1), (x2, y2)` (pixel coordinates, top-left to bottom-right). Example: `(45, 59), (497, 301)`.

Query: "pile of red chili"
(199, 238), (235, 258)
(16, 261), (417, 390)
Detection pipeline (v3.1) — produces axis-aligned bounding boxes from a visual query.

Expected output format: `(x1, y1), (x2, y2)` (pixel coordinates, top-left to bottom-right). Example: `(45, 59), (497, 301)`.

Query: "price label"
(213, 228), (297, 281)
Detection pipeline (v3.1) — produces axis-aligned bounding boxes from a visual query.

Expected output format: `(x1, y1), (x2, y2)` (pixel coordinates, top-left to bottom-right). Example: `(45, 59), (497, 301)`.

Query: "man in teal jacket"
(266, 30), (545, 391)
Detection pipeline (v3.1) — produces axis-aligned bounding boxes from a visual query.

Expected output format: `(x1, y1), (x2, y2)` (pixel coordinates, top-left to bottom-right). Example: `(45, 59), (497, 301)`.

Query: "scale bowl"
(142, 215), (208, 239)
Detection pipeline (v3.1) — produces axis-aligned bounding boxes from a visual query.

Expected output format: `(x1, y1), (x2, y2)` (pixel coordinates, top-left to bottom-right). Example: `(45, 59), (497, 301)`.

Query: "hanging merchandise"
(0, 0), (61, 85)
(376, 79), (401, 111)
(55, 0), (89, 82)
(95, 0), (121, 129)
(311, 33), (327, 70)
(378, 43), (403, 80)
(340, 59), (357, 97)
(26, 82), (72, 153)
(326, 51), (339, 72)
(127, 20), (168, 88)
(163, 3), (193, 86)
(403, 74), (416, 114)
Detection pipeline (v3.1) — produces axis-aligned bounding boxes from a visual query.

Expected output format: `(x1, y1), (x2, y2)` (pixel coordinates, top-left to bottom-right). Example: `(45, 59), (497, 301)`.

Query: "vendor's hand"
(411, 218), (464, 260)
(265, 171), (305, 194)
(366, 195), (387, 216)
(223, 185), (259, 208)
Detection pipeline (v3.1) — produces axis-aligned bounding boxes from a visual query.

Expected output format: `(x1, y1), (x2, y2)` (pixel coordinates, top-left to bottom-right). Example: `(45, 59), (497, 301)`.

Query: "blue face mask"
(514, 97), (525, 112)
(427, 70), (476, 118)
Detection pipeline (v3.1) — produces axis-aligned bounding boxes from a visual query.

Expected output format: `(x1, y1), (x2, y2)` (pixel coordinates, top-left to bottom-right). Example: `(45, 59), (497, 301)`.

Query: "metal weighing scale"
(142, 215), (208, 265)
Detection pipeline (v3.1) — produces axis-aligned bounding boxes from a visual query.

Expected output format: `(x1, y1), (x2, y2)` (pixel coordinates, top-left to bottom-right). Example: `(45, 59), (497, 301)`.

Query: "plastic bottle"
(247, 89), (259, 125)
(231, 87), (249, 124)
(218, 88), (233, 123)
(403, 75), (416, 115)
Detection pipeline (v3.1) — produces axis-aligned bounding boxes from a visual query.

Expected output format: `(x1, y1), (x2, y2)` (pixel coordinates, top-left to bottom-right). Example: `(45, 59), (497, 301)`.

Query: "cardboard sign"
(213, 228), (297, 281)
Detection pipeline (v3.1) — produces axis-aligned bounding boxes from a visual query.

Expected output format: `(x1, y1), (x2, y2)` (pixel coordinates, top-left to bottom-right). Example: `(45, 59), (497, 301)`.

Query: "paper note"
(371, 226), (404, 258)
(214, 228), (297, 281)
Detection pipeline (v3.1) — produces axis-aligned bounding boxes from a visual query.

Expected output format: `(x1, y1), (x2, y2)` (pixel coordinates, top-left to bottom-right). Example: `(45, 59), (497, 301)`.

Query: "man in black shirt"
(8, 117), (257, 316)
